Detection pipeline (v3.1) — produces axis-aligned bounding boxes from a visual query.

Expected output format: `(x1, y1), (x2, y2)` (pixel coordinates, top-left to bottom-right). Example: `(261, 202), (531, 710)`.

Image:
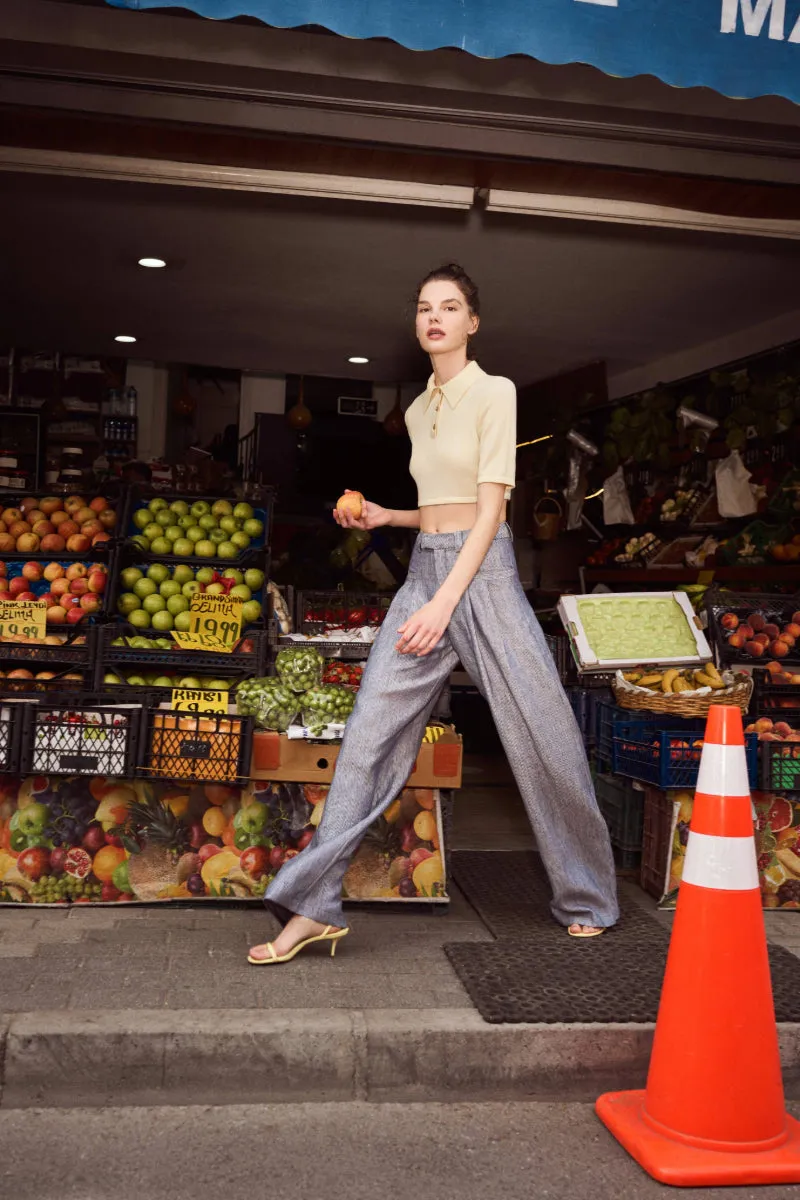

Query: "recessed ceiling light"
(138, 257), (167, 268)
(348, 356), (369, 364)
(114, 335), (137, 344)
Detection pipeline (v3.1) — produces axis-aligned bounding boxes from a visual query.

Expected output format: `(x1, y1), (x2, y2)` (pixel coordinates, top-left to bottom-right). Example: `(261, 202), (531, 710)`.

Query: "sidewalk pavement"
(0, 781), (799, 1108)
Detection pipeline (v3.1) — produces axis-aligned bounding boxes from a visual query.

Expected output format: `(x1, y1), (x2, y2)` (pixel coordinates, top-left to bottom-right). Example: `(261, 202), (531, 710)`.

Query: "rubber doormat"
(445, 851), (800, 1024)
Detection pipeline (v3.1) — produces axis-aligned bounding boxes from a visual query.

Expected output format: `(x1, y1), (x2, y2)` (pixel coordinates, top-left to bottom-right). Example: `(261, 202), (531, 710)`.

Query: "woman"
(248, 264), (618, 964)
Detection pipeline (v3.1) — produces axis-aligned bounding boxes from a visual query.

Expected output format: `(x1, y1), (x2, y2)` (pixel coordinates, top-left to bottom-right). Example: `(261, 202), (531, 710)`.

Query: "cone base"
(596, 1091), (800, 1187)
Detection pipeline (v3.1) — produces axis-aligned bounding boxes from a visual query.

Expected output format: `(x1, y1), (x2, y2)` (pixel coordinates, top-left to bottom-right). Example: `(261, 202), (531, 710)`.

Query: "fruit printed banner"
(663, 788), (800, 909)
(0, 775), (446, 905)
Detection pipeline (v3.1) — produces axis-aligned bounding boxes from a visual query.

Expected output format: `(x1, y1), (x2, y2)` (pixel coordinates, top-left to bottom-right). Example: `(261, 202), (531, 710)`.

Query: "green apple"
(151, 609), (174, 632)
(243, 518), (264, 538)
(191, 501), (211, 518)
(143, 522), (163, 542)
(244, 568), (265, 591)
(104, 671), (123, 685)
(241, 600), (262, 624)
(233, 502), (254, 521)
(172, 564), (194, 585)
(222, 569), (244, 585)
(173, 538), (194, 558)
(121, 566), (144, 590)
(217, 541), (238, 558)
(174, 611), (192, 632)
(142, 593), (166, 615)
(195, 540), (216, 558)
(132, 509), (151, 531)
(185, 526), (205, 543)
(150, 537), (172, 556)
(130, 636), (152, 649)
(211, 500), (233, 518)
(195, 568), (215, 584)
(167, 594), (189, 616)
(169, 500), (190, 517)
(128, 610), (151, 630)
(154, 509), (173, 528)
(148, 498), (168, 513)
(182, 581), (201, 598)
(203, 679), (231, 691)
(118, 592), (141, 615)
(209, 529), (227, 545)
(178, 675), (201, 689)
(178, 515), (195, 530)
(159, 580), (181, 599)
(198, 513), (217, 531)
(111, 636), (125, 647)
(153, 675), (174, 687)
(147, 563), (170, 584)
(126, 674), (147, 686)
(204, 583), (225, 596)
(131, 535), (150, 553)
(219, 516), (240, 535)
(230, 531), (251, 550)
(164, 525), (183, 543)
(156, 638), (174, 649)
(229, 584), (252, 602)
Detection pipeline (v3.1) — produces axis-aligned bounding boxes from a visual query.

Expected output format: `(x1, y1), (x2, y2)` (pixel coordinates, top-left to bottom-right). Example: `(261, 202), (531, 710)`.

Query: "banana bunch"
(423, 723), (447, 743)
(623, 663), (725, 694)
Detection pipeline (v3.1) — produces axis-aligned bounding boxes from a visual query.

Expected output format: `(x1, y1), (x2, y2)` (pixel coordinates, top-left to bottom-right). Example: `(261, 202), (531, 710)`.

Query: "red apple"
(66, 606), (85, 624)
(43, 561), (64, 582)
(16, 533), (40, 554)
(69, 578), (89, 596)
(19, 497), (39, 514)
(39, 497), (62, 516)
(15, 591), (37, 602)
(50, 510), (69, 527)
(46, 605), (67, 624)
(58, 520), (79, 539)
(64, 496), (85, 514)
(2, 508), (22, 526)
(8, 577), (29, 597)
(0, 533), (15, 552)
(25, 510), (46, 526)
(8, 521), (31, 538)
(0, 580), (9, 594)
(66, 534), (91, 553)
(74, 507), (95, 525)
(79, 593), (101, 614)
(88, 570), (107, 594)
(80, 520), (103, 539)
(197, 843), (221, 863)
(40, 534), (66, 553)
(82, 824), (106, 854)
(32, 520), (55, 538)
(92, 532), (111, 547)
(7, 668), (34, 680)
(50, 578), (70, 597)
(98, 509), (116, 529)
(65, 563), (88, 581)
(89, 496), (109, 513)
(38, 592), (54, 608)
(21, 561), (43, 582)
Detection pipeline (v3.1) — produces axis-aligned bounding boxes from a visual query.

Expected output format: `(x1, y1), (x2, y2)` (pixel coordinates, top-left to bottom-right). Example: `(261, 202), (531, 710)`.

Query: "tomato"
(348, 608), (366, 626)
(17, 847), (50, 881)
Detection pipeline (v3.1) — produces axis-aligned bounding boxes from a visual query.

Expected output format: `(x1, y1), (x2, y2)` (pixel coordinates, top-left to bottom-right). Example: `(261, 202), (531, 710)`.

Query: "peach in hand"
(336, 491), (364, 520)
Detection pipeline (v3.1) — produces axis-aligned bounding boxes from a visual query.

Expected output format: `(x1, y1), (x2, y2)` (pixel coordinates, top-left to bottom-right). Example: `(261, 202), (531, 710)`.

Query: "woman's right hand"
(332, 490), (392, 530)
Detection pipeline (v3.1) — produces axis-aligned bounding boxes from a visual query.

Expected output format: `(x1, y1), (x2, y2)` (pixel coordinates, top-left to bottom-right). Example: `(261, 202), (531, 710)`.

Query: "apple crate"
(0, 701), (23, 773)
(706, 589), (800, 668)
(297, 590), (392, 635)
(20, 698), (143, 777)
(0, 492), (120, 560)
(760, 741), (800, 793)
(612, 718), (759, 790)
(137, 707), (252, 784)
(1, 557), (115, 625)
(0, 623), (95, 666)
(97, 623), (267, 675)
(122, 487), (272, 569)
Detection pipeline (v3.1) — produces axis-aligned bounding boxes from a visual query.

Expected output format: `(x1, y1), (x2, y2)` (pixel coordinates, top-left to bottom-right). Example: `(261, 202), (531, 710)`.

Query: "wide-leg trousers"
(265, 524), (619, 929)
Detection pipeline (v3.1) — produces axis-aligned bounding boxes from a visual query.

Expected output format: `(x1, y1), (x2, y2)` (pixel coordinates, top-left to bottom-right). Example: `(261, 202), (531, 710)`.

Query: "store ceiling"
(2, 169), (800, 390)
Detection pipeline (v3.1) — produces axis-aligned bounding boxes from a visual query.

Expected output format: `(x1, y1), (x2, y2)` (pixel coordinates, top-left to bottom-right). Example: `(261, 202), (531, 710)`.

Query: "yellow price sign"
(170, 687), (229, 713)
(0, 599), (47, 642)
(171, 594), (244, 653)
(697, 570), (715, 586)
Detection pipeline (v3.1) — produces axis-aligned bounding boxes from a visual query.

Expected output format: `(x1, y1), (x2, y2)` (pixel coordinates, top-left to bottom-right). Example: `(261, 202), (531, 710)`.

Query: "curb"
(1, 1010), (800, 1108)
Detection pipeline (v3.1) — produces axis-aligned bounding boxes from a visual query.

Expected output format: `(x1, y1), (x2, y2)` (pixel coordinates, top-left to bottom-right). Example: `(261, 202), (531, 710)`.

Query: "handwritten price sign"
(0, 600), (47, 642)
(170, 687), (229, 713)
(171, 594), (243, 653)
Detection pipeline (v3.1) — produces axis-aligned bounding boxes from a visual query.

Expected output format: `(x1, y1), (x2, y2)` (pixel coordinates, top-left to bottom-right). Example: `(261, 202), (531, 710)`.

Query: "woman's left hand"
(396, 595), (455, 657)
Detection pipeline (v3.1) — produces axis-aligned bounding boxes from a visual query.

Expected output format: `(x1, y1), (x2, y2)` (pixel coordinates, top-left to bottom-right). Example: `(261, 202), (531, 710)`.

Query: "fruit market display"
(716, 608), (800, 662)
(0, 560), (108, 624)
(0, 776), (446, 904)
(275, 646), (325, 692)
(235, 678), (299, 732)
(128, 496), (265, 560)
(744, 716), (800, 743)
(115, 562), (264, 633)
(659, 485), (705, 524)
(30, 708), (133, 777)
(145, 713), (245, 783)
(297, 591), (390, 637)
(612, 534), (663, 565)
(301, 684), (356, 735)
(0, 493), (116, 555)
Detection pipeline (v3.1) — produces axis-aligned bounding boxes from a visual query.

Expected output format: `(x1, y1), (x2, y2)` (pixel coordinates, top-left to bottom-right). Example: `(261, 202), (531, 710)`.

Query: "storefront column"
(125, 360), (168, 461)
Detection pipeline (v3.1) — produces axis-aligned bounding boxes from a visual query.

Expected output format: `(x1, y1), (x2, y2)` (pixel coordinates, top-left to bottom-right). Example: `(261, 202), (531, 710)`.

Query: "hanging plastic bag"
(715, 450), (757, 518)
(602, 466), (635, 525)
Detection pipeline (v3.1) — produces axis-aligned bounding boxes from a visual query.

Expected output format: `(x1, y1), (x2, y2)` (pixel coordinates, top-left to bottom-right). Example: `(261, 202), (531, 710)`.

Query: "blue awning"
(105, 1), (800, 106)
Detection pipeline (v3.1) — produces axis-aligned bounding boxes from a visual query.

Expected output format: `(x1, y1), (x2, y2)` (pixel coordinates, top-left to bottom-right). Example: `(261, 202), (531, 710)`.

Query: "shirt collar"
(424, 359), (483, 410)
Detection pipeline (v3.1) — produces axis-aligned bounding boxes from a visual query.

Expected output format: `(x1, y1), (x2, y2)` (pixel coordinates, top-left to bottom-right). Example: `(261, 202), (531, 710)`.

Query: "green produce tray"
(558, 591), (711, 672)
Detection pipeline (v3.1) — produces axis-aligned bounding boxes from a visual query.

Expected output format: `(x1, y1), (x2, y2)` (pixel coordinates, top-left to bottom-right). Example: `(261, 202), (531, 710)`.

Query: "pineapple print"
(124, 793), (191, 901)
(343, 816), (401, 899)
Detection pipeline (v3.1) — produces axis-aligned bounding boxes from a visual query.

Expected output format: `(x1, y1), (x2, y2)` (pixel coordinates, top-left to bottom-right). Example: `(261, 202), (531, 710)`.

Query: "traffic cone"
(596, 703), (800, 1186)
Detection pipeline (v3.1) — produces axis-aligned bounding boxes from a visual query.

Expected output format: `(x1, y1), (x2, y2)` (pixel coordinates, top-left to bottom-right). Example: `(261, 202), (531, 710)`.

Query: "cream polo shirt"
(405, 360), (517, 506)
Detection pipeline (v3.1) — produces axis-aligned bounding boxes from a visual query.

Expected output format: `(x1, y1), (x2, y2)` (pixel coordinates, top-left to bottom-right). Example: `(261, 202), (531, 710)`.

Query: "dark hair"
(415, 263), (480, 317)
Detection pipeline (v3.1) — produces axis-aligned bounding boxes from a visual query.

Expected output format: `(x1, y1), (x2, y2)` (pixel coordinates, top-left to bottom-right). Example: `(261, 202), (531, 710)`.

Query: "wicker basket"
(612, 674), (753, 718)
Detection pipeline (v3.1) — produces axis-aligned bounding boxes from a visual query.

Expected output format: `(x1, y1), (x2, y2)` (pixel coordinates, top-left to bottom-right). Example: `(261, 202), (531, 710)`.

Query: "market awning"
(105, 1), (800, 107)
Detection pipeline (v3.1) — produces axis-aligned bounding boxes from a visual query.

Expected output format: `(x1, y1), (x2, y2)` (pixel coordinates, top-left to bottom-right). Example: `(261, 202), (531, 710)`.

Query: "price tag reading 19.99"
(187, 593), (243, 653)
(0, 599), (48, 642)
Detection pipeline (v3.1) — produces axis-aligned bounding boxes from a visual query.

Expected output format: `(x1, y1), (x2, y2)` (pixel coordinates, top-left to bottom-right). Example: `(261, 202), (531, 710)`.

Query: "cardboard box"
(250, 726), (462, 787)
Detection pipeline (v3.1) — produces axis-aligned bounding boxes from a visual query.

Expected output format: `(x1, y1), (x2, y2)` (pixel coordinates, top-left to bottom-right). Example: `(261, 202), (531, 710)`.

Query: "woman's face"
(415, 279), (479, 357)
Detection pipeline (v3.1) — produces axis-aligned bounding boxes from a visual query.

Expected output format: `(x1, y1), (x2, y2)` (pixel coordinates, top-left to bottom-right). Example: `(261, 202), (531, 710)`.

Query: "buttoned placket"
(430, 386), (445, 437)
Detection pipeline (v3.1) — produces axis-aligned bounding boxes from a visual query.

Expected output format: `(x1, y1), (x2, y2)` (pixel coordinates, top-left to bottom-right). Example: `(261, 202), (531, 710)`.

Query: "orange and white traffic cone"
(596, 703), (800, 1186)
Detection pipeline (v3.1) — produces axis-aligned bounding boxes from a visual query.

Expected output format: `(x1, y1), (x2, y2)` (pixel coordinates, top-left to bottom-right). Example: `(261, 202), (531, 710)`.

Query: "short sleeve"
(477, 379), (517, 489)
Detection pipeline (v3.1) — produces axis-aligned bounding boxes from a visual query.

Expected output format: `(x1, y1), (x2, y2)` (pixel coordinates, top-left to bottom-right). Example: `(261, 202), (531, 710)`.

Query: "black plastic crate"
(613, 722), (759, 790)
(0, 623), (95, 666)
(20, 696), (143, 777)
(706, 588), (800, 668)
(613, 845), (642, 872)
(567, 687), (591, 739)
(97, 623), (268, 678)
(0, 663), (93, 697)
(760, 741), (800, 792)
(296, 590), (392, 635)
(595, 701), (705, 772)
(545, 633), (571, 683)
(137, 707), (252, 784)
(752, 669), (800, 716)
(595, 772), (645, 853)
(122, 487), (272, 568)
(1, 555), (115, 625)
(0, 491), (121, 559)
(0, 700), (23, 773)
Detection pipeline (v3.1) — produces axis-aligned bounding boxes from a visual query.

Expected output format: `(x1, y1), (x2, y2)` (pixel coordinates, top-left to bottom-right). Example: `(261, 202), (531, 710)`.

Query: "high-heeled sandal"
(247, 926), (349, 965)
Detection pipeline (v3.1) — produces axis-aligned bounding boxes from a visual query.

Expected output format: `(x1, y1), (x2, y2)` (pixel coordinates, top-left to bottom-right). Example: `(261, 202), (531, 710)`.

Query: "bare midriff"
(419, 501), (507, 534)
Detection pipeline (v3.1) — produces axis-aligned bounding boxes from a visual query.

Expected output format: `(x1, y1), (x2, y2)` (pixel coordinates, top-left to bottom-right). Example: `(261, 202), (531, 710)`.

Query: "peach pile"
(0, 561), (107, 625)
(744, 716), (800, 743)
(0, 495), (115, 555)
(720, 610), (800, 661)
